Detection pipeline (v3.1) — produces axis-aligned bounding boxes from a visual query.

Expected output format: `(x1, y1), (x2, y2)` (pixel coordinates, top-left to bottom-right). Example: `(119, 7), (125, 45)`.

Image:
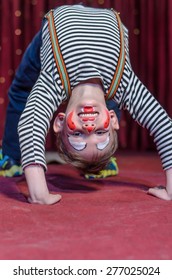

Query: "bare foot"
(27, 193), (62, 205)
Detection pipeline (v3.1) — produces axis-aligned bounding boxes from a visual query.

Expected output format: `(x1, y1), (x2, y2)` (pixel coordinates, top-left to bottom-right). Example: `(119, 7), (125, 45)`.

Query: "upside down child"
(1, 5), (172, 204)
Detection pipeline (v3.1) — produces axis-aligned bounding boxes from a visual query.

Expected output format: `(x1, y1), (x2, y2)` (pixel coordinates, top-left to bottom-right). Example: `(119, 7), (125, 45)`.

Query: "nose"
(82, 123), (96, 133)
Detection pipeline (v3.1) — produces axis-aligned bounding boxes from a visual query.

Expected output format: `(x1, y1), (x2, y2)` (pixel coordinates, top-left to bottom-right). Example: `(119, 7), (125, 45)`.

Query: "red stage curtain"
(122, 0), (172, 151)
(0, 0), (172, 152)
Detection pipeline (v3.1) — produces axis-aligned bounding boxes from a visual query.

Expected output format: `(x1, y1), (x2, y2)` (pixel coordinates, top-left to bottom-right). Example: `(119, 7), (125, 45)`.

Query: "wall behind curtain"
(0, 0), (172, 152)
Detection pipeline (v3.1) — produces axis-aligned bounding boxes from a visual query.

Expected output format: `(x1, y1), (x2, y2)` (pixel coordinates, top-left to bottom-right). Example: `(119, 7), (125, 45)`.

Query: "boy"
(2, 5), (172, 204)
(0, 30), (120, 179)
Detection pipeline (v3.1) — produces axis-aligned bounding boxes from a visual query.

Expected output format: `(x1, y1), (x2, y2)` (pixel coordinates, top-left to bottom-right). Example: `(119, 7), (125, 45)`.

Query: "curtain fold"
(0, 0), (171, 152)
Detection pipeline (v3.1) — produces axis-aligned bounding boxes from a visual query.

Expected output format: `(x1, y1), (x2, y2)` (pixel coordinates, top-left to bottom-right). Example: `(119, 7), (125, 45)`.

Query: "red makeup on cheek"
(67, 112), (76, 130)
(104, 110), (110, 129)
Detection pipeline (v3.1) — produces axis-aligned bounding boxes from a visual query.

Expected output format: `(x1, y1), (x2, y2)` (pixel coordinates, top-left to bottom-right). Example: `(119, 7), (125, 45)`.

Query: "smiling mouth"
(78, 105), (99, 120)
(78, 112), (99, 121)
(78, 112), (98, 117)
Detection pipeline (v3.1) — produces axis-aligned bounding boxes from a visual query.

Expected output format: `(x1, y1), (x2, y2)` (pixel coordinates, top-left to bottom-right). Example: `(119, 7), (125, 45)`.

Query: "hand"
(148, 186), (172, 201)
(148, 168), (172, 201)
(28, 193), (61, 205)
(25, 165), (62, 205)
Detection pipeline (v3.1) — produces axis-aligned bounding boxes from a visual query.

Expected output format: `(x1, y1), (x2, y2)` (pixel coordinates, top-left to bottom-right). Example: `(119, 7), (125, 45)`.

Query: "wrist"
(24, 163), (44, 171)
(165, 167), (172, 197)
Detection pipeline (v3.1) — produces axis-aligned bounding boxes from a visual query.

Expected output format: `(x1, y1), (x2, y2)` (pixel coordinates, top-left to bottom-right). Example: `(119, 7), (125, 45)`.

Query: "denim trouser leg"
(2, 31), (42, 161)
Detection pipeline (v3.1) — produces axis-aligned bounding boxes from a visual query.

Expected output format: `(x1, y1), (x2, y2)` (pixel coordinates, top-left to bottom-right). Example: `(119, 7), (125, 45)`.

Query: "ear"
(109, 110), (119, 130)
(53, 113), (66, 133)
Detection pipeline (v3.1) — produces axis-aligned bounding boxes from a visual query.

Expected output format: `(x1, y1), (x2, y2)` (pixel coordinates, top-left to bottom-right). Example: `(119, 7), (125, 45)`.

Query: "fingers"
(27, 193), (62, 205)
(148, 187), (172, 201)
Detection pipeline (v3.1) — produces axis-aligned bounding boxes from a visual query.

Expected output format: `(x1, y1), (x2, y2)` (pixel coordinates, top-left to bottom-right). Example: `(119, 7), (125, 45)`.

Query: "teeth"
(79, 113), (98, 117)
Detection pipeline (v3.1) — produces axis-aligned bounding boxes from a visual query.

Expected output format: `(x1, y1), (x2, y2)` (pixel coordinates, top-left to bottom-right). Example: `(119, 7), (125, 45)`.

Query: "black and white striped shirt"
(18, 5), (172, 171)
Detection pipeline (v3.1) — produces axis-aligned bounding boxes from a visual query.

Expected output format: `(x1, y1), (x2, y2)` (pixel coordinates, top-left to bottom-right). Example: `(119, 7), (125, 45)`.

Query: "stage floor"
(0, 151), (171, 260)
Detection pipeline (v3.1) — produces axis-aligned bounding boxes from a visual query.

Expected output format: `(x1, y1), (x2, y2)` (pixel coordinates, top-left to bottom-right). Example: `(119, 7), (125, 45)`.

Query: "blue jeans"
(2, 30), (120, 161)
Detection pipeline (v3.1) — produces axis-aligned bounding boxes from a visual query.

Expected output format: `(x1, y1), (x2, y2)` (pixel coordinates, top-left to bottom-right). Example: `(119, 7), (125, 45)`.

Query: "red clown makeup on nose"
(104, 110), (110, 129)
(67, 111), (76, 130)
(84, 125), (95, 133)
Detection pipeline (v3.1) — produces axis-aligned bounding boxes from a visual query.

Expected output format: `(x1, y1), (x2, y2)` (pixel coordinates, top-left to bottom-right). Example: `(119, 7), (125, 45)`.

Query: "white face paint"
(68, 136), (87, 151)
(97, 134), (110, 150)
(68, 133), (110, 151)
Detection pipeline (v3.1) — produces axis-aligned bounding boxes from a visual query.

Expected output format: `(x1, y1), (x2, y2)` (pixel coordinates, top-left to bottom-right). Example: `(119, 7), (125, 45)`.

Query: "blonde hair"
(55, 130), (118, 174)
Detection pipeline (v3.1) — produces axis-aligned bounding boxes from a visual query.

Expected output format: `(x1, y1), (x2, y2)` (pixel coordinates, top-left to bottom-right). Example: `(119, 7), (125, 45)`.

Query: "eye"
(95, 130), (107, 135)
(72, 131), (82, 137)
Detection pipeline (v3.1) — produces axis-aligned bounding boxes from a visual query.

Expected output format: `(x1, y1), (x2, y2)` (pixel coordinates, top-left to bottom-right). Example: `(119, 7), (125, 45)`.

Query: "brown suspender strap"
(105, 10), (126, 100)
(45, 9), (125, 100)
(45, 10), (71, 96)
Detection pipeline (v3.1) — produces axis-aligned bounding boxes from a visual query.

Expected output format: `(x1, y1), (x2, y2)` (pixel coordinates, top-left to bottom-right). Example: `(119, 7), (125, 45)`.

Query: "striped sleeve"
(18, 16), (66, 171)
(18, 71), (59, 170)
(117, 69), (172, 170)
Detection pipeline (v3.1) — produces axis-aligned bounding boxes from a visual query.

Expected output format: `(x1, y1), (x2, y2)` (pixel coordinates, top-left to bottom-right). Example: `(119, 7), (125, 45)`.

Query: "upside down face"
(54, 103), (119, 161)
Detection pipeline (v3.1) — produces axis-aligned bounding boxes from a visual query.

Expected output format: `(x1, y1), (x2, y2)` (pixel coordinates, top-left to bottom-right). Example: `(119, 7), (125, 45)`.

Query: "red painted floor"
(0, 151), (171, 260)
